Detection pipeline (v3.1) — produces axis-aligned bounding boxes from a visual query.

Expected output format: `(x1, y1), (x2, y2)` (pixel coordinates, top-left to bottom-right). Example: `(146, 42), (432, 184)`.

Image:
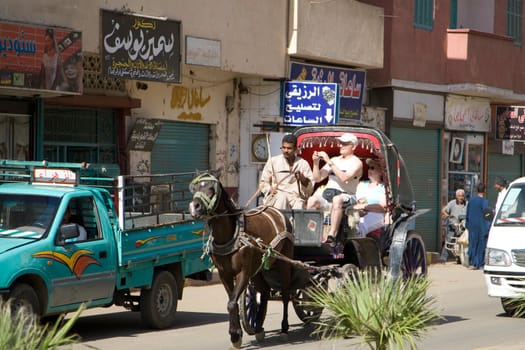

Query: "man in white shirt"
(259, 134), (314, 210)
(307, 133), (363, 243)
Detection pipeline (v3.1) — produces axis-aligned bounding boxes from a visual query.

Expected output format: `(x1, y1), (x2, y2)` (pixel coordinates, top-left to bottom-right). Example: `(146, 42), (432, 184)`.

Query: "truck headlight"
(486, 248), (511, 266)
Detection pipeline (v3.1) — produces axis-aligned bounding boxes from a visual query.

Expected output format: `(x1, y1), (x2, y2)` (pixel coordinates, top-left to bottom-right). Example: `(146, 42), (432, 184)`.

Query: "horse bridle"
(189, 173), (221, 216)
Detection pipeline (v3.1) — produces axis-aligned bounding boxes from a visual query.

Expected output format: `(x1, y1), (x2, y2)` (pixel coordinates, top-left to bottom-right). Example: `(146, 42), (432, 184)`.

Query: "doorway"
(0, 114), (30, 160)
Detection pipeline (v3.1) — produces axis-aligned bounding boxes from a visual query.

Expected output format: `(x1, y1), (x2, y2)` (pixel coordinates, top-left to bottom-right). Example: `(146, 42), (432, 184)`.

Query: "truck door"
(47, 195), (116, 307)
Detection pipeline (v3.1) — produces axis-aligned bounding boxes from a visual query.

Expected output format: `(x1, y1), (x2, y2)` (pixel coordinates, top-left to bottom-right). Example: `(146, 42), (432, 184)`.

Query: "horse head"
(189, 170), (222, 219)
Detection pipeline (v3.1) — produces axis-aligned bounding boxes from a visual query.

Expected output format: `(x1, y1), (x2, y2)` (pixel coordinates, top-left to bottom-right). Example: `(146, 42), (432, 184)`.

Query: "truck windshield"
(0, 194), (60, 239)
(495, 184), (525, 226)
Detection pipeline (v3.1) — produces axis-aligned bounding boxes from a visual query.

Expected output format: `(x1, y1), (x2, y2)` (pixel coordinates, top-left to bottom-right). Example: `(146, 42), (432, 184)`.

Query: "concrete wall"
(288, 0), (384, 69)
(1, 0), (288, 77)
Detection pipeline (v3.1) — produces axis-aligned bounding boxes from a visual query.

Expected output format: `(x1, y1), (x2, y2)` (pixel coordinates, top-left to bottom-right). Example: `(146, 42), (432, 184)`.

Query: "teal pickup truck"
(0, 160), (212, 329)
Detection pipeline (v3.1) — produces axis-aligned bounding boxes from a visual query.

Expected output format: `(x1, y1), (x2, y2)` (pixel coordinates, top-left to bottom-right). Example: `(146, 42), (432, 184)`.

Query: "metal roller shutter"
(487, 153), (522, 206)
(390, 127), (441, 251)
(151, 121), (210, 174)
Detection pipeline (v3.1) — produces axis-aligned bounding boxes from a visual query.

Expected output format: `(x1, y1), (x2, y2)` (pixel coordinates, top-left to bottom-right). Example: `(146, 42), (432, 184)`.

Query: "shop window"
(43, 107), (116, 164)
(445, 133), (484, 202)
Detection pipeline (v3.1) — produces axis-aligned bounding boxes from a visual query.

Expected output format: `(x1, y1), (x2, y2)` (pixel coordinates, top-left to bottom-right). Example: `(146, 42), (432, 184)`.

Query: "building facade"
(0, 0), (384, 204)
(362, 0), (525, 250)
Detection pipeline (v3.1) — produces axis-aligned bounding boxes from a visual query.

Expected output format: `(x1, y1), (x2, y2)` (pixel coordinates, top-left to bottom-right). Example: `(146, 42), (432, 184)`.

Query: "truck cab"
(0, 182), (119, 314)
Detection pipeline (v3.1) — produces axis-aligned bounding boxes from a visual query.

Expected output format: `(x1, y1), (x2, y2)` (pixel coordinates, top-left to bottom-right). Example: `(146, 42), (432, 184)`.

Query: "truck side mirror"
(58, 223), (80, 244)
(483, 207), (494, 221)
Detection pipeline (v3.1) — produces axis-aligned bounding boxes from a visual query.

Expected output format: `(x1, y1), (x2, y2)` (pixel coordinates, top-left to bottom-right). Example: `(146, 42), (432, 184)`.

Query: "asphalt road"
(68, 263), (525, 350)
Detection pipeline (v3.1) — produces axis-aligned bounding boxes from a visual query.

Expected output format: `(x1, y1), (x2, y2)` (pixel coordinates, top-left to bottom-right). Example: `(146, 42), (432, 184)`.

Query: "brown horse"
(189, 171), (294, 348)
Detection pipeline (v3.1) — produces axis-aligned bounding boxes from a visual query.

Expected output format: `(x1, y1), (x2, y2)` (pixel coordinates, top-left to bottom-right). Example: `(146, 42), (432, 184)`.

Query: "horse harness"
(191, 172), (295, 267)
(205, 207), (294, 257)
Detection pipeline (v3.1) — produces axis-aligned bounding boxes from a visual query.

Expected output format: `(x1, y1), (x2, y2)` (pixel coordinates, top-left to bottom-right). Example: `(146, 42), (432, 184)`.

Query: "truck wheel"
(10, 283), (40, 316)
(140, 271), (178, 329)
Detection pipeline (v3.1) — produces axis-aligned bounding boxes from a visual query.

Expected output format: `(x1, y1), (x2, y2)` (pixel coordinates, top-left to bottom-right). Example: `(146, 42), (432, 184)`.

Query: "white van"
(484, 176), (525, 316)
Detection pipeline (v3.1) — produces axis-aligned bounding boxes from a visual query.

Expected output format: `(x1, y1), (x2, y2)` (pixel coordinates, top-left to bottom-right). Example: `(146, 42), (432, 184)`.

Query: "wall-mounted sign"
(445, 95), (490, 132)
(502, 140), (514, 155)
(0, 21), (82, 94)
(496, 105), (525, 141)
(185, 36), (221, 68)
(289, 61), (365, 120)
(283, 81), (339, 126)
(128, 118), (162, 151)
(101, 10), (181, 83)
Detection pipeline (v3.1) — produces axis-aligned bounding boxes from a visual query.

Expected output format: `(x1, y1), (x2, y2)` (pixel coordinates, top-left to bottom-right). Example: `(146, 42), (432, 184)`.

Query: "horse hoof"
(255, 330), (265, 342)
(231, 338), (242, 349)
(279, 332), (289, 342)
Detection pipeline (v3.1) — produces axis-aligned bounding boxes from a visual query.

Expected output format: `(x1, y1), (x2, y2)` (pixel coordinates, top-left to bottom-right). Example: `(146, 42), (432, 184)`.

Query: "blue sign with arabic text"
(283, 81), (339, 126)
(289, 61), (365, 120)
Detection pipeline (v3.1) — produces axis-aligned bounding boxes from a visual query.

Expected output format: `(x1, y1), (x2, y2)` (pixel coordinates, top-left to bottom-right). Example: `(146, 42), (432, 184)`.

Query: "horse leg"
(279, 265), (291, 341)
(252, 273), (269, 342)
(228, 270), (251, 348)
(215, 268), (243, 348)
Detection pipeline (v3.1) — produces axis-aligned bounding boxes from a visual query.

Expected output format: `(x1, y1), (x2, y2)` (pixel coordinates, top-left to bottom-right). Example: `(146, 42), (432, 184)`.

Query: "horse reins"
(193, 173), (326, 273)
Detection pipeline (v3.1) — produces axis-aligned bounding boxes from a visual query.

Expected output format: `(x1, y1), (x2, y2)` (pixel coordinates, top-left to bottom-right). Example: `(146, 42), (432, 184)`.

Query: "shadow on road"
(69, 310), (229, 342)
(432, 314), (467, 325)
(240, 322), (327, 349)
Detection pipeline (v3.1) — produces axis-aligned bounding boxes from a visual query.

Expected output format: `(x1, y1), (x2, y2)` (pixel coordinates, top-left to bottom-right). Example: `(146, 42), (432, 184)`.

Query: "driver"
(259, 134), (313, 210)
(62, 207), (87, 241)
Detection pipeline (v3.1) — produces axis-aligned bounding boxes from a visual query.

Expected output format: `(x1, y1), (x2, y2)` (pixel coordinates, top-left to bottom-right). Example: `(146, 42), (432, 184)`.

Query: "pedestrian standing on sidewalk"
(466, 182), (490, 269)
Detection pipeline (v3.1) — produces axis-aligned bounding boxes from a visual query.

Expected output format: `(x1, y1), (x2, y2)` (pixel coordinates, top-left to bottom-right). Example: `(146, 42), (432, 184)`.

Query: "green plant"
(502, 295), (525, 317)
(0, 299), (84, 350)
(306, 271), (442, 350)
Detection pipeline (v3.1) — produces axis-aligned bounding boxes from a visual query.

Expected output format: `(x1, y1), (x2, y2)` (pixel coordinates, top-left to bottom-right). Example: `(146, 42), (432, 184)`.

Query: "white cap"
(337, 133), (358, 144)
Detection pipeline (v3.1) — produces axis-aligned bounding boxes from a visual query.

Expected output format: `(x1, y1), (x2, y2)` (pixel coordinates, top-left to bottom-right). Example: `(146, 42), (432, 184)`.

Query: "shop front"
(443, 95), (491, 204)
(387, 89), (445, 251)
(0, 20), (83, 161)
(486, 106), (525, 205)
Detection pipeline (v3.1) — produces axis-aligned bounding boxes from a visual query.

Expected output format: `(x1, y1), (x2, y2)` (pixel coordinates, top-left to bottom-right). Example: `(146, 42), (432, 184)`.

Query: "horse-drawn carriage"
(189, 125), (428, 348)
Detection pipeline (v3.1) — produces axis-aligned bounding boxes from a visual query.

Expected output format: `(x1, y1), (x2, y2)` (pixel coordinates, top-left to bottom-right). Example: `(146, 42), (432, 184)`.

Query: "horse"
(189, 171), (294, 348)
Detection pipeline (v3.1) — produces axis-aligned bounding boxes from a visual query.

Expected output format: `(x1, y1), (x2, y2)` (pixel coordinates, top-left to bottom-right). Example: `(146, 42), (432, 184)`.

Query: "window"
(414, 0), (434, 30)
(507, 0), (523, 46)
(43, 107), (117, 164)
(64, 196), (101, 241)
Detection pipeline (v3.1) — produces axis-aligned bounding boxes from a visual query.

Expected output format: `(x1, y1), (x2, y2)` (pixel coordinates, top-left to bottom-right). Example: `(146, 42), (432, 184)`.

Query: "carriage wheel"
(401, 231), (427, 279)
(239, 282), (267, 335)
(292, 282), (324, 324)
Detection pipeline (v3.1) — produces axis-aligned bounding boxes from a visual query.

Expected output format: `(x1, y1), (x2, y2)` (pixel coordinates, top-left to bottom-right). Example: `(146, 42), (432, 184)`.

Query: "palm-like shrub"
(502, 295), (525, 317)
(0, 299), (83, 350)
(307, 271), (441, 350)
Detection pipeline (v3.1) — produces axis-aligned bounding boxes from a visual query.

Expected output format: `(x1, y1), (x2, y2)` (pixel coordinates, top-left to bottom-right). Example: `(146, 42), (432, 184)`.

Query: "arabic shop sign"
(289, 61), (365, 120)
(0, 21), (82, 94)
(128, 118), (162, 151)
(283, 81), (339, 126)
(496, 106), (525, 141)
(101, 10), (181, 83)
(445, 95), (490, 132)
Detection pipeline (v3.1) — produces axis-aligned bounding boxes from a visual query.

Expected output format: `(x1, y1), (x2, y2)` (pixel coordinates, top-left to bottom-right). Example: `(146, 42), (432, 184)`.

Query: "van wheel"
(10, 283), (40, 316)
(140, 271), (178, 329)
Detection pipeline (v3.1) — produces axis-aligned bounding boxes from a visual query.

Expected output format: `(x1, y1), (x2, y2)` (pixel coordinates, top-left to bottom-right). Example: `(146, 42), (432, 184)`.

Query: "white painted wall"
(1, 0), (385, 198)
(289, 0), (384, 69)
(1, 0), (288, 77)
